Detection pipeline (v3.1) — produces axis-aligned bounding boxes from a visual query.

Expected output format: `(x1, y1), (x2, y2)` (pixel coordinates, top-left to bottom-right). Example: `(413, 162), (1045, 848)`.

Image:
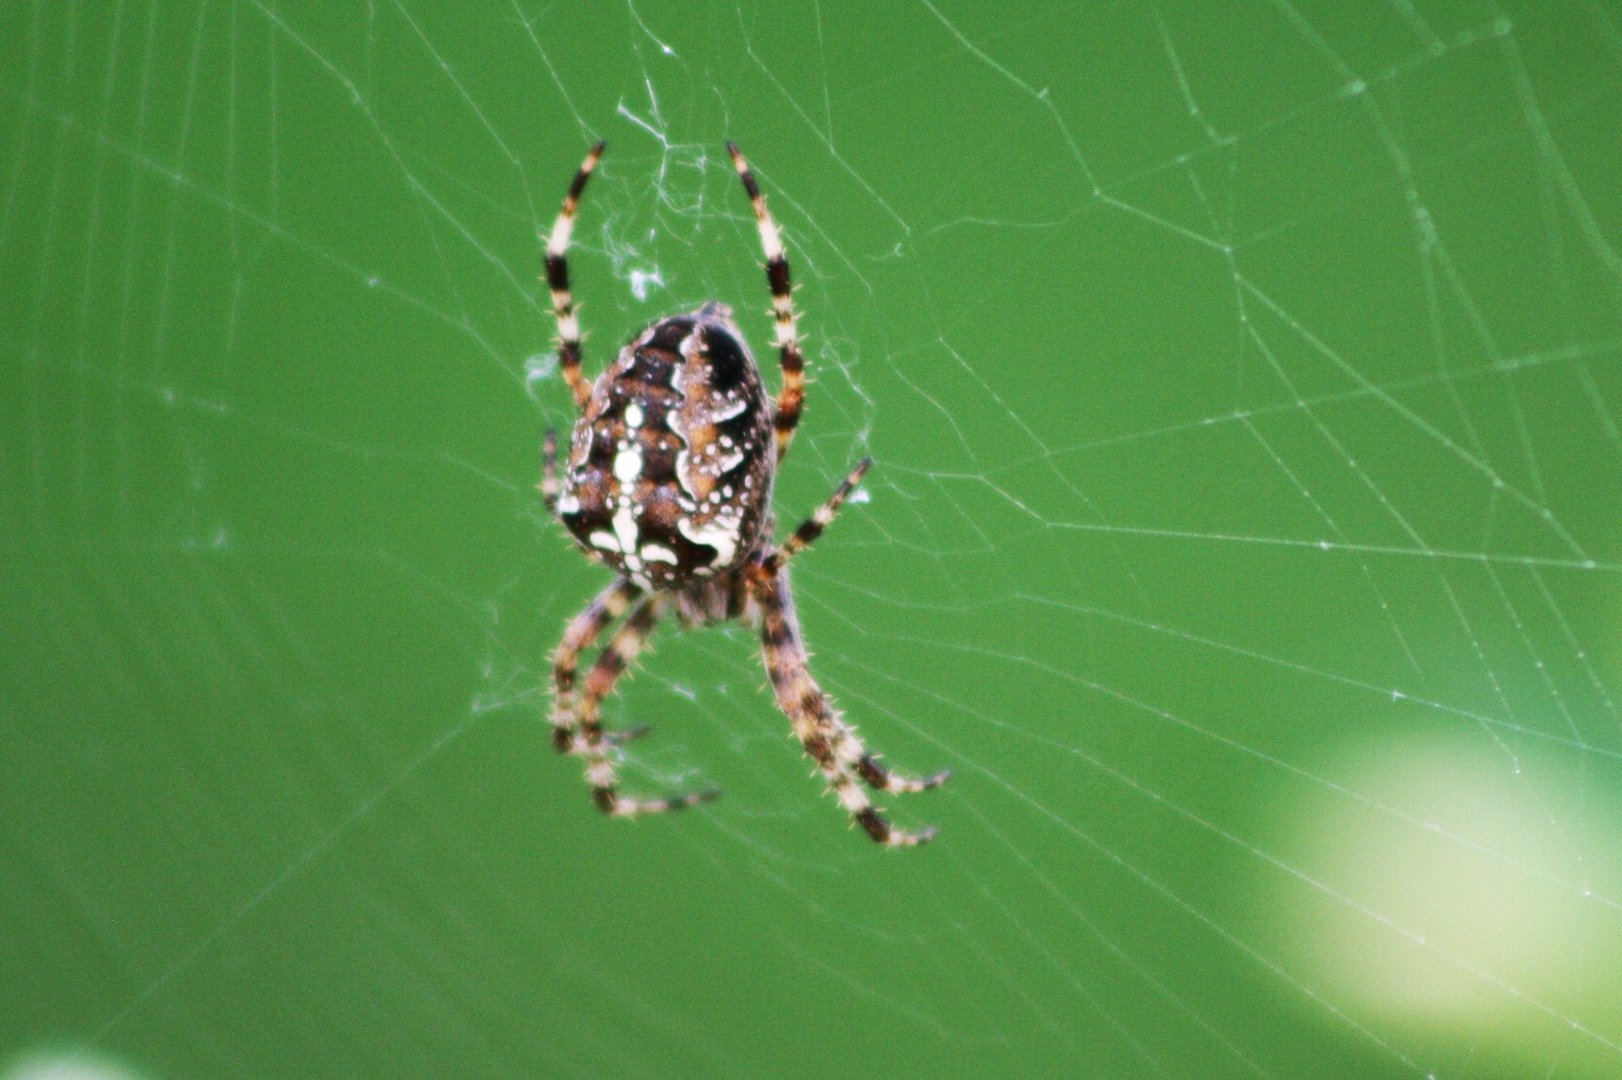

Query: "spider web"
(5, 1), (1622, 1077)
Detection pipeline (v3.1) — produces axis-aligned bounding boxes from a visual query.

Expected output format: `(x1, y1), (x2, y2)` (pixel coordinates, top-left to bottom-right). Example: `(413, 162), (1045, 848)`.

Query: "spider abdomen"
(558, 305), (774, 589)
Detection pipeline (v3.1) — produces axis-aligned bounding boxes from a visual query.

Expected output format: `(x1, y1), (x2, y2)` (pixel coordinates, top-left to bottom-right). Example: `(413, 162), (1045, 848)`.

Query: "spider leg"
(551, 577), (641, 753)
(766, 462), (950, 794)
(855, 754), (952, 794)
(577, 593), (722, 817)
(765, 457), (872, 575)
(545, 140), (603, 411)
(753, 565), (945, 846)
(727, 143), (804, 464)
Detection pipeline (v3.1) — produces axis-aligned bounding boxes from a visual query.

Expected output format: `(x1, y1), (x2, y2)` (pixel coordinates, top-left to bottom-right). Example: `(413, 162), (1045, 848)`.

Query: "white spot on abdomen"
(640, 543), (678, 564)
(613, 445), (643, 482)
(674, 448), (698, 498)
(613, 504), (640, 555)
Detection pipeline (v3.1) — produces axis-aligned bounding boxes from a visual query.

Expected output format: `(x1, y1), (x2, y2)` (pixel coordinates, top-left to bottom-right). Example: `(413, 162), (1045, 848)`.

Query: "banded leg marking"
(856, 754), (952, 794)
(766, 457), (872, 575)
(727, 142), (804, 464)
(546, 140), (604, 409)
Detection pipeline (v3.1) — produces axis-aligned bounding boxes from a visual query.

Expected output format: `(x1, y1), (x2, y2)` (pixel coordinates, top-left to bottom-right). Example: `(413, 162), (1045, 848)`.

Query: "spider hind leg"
(551, 578), (640, 753)
(755, 567), (947, 847)
(576, 594), (722, 817)
(856, 755), (952, 794)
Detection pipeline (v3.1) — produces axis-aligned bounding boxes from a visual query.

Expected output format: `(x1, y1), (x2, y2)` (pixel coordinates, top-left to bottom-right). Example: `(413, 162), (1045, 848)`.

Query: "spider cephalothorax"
(540, 142), (948, 846)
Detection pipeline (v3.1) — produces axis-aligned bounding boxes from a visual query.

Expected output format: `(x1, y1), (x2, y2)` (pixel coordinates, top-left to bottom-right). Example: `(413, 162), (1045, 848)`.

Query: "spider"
(539, 141), (949, 846)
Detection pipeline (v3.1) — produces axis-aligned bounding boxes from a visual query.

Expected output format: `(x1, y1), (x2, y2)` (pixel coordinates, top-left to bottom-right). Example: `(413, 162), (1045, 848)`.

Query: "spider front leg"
(575, 594), (721, 817)
(727, 143), (804, 464)
(545, 140), (603, 410)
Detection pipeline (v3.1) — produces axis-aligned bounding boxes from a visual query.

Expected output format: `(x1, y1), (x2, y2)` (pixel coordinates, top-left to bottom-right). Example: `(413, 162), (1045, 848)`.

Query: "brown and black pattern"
(666, 311), (775, 558)
(542, 142), (948, 843)
(556, 305), (774, 586)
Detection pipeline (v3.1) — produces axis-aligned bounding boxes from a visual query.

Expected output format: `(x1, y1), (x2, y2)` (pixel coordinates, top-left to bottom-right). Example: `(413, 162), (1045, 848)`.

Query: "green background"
(6, 2), (1622, 1077)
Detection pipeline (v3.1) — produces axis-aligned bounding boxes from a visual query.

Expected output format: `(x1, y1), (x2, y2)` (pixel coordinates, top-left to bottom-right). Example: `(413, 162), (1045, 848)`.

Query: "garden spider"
(540, 142), (949, 845)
